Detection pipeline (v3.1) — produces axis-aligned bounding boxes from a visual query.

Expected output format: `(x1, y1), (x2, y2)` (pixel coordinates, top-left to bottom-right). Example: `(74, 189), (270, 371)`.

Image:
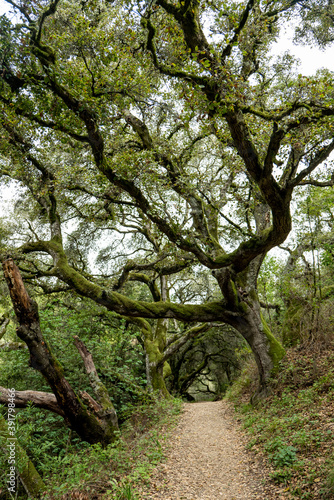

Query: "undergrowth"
(48, 396), (182, 499)
(226, 342), (334, 499)
(0, 396), (182, 499)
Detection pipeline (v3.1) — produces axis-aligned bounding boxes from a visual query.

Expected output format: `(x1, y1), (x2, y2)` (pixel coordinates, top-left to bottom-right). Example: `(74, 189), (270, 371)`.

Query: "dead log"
(0, 387), (64, 416)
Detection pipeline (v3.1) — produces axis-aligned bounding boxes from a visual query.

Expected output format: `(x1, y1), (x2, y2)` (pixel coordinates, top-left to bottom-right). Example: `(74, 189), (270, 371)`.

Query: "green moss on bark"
(0, 415), (46, 498)
(163, 361), (172, 379)
(260, 312), (285, 371)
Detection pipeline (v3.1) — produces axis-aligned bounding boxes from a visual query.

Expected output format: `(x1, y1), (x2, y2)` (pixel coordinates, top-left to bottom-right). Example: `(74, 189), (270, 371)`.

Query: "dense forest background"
(0, 0), (334, 498)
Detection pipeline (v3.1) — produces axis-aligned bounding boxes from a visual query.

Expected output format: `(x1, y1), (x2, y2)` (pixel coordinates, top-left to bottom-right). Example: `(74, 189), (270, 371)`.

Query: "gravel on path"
(140, 401), (288, 500)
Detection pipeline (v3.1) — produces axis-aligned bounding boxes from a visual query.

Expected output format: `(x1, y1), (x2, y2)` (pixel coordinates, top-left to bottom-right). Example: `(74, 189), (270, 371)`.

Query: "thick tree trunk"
(2, 258), (118, 445)
(145, 341), (171, 398)
(145, 298), (172, 397)
(126, 317), (172, 397)
(229, 301), (285, 400)
(0, 414), (46, 498)
(215, 203), (286, 400)
(137, 317), (171, 398)
(214, 254), (285, 400)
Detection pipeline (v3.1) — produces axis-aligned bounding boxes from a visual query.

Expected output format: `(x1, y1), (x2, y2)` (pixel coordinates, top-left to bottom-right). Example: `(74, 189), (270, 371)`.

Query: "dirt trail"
(140, 401), (282, 500)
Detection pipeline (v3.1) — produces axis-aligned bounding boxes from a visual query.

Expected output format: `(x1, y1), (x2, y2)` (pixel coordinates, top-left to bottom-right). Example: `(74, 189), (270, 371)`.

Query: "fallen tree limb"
(0, 387), (64, 416)
(73, 335), (118, 427)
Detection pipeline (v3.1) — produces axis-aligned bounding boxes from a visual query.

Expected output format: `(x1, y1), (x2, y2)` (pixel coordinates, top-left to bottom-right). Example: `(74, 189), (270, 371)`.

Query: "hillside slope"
(227, 341), (334, 499)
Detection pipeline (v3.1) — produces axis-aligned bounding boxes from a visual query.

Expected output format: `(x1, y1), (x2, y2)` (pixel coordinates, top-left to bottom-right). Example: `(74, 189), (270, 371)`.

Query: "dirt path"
(140, 401), (284, 500)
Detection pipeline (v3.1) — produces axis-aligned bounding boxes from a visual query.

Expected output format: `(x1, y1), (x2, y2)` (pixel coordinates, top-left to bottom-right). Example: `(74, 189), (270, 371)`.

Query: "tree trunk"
(0, 414), (46, 498)
(216, 202), (286, 400)
(2, 258), (118, 445)
(144, 340), (171, 398)
(214, 253), (285, 400)
(229, 300), (285, 400)
(145, 293), (172, 397)
(230, 259), (286, 400)
(125, 316), (172, 397)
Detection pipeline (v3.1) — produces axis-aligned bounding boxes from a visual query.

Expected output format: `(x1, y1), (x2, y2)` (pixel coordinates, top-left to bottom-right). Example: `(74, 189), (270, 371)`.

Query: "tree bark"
(228, 301), (285, 400)
(0, 387), (64, 416)
(213, 261), (285, 399)
(144, 319), (171, 398)
(0, 414), (46, 498)
(217, 202), (286, 400)
(73, 336), (118, 431)
(2, 258), (118, 445)
(0, 317), (10, 340)
(214, 258), (285, 400)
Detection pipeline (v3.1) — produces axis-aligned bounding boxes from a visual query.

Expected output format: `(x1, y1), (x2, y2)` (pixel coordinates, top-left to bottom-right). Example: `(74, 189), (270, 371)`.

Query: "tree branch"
(0, 387), (64, 416)
(290, 139), (334, 187)
(0, 317), (10, 340)
(221, 0), (255, 61)
(73, 336), (118, 423)
(259, 301), (280, 313)
(158, 323), (210, 366)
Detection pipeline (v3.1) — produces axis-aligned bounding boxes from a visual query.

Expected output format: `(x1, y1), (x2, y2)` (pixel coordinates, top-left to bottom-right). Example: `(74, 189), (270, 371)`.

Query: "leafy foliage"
(228, 344), (334, 498)
(1, 0), (334, 495)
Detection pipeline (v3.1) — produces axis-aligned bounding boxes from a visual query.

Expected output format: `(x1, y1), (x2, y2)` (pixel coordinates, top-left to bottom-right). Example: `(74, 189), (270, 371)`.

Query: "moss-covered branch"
(0, 414), (46, 498)
(159, 323), (210, 366)
(221, 0), (255, 61)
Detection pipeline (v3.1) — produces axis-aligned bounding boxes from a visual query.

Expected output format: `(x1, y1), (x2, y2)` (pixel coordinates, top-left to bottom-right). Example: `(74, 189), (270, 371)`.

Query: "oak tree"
(0, 0), (334, 402)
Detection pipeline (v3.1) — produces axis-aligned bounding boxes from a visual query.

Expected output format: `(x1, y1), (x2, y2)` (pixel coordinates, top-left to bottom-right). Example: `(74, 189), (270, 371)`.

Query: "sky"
(270, 24), (334, 75)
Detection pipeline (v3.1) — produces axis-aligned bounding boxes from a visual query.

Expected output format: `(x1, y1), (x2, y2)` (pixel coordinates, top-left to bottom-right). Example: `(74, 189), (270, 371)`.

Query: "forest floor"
(138, 400), (287, 500)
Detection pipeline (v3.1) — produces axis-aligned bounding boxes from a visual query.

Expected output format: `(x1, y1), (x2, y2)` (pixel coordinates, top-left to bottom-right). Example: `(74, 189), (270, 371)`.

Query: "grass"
(226, 341), (334, 499)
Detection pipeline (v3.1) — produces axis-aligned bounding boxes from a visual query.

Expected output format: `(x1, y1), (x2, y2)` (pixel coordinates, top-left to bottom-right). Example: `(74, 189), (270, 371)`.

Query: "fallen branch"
(0, 387), (64, 416)
(2, 258), (119, 444)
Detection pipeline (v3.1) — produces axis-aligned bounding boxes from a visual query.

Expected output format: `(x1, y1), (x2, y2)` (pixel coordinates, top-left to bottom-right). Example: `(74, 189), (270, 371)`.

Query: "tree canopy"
(1, 0), (334, 404)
